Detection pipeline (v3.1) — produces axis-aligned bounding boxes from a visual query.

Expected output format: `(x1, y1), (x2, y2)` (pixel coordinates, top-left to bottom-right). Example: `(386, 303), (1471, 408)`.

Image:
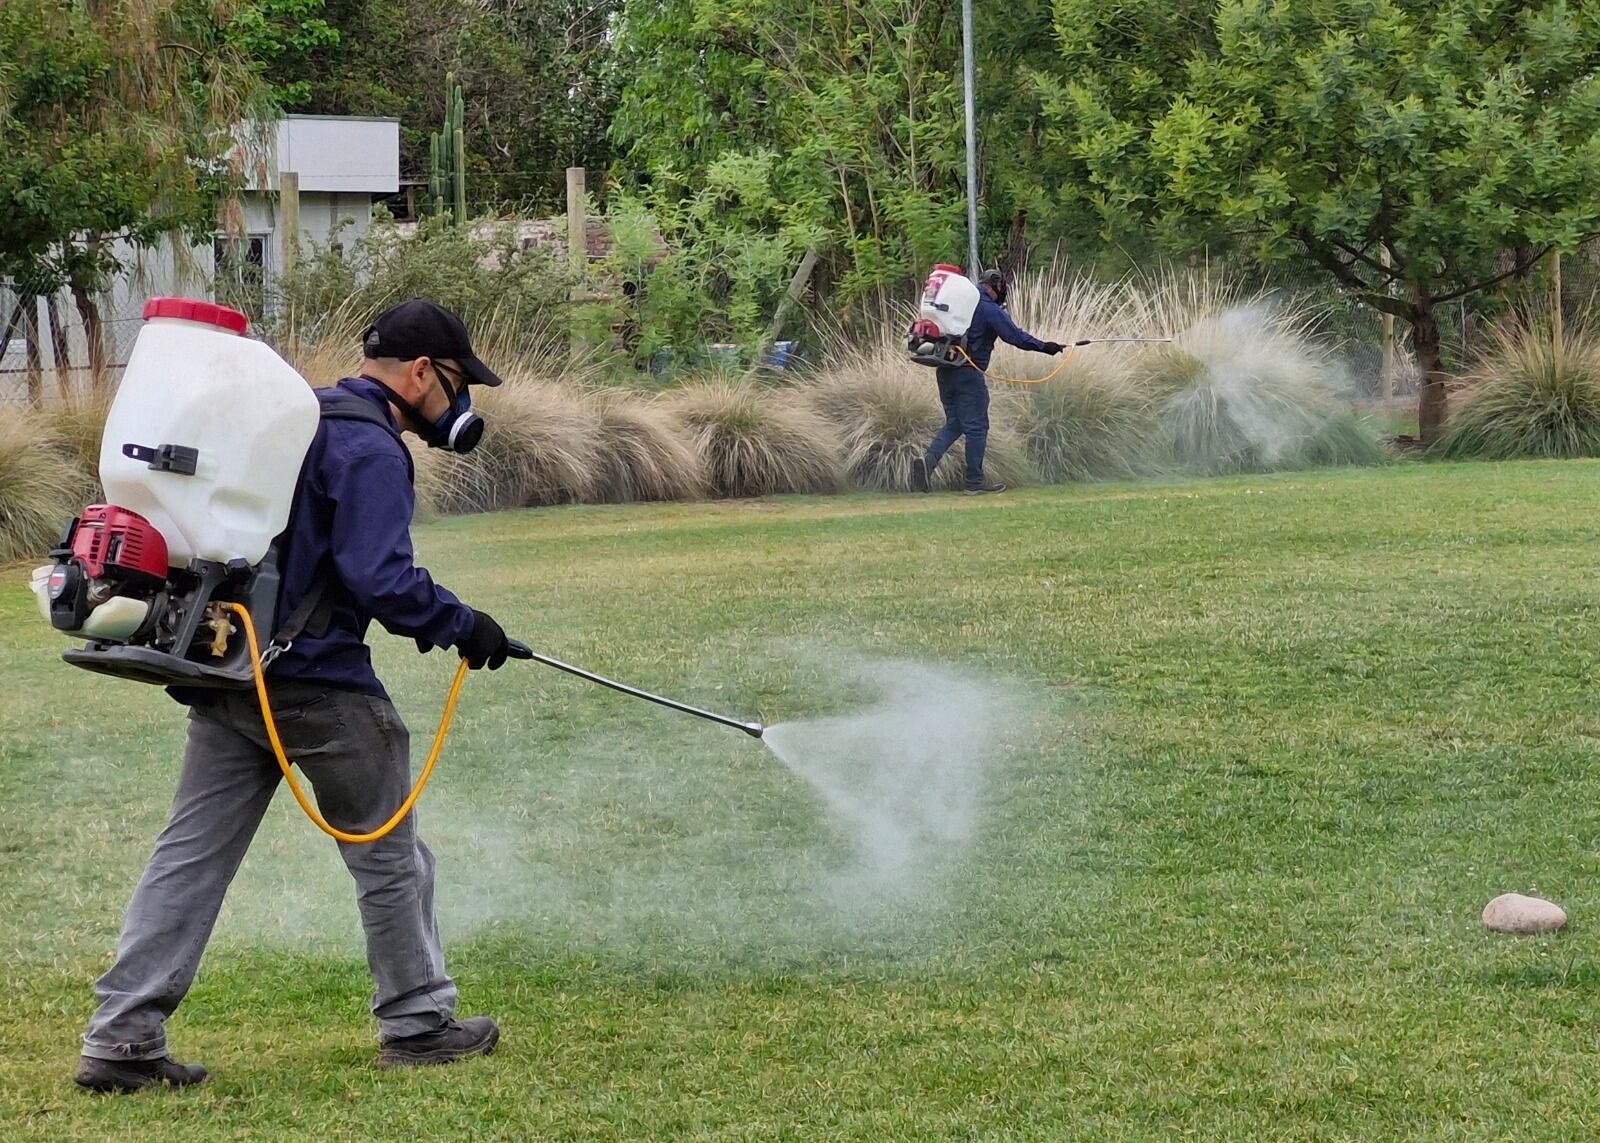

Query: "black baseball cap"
(361, 299), (504, 387)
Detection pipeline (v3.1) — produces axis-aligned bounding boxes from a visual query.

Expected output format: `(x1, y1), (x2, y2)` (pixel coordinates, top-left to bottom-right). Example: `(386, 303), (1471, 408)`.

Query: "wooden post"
(567, 166), (587, 362)
(280, 170), (300, 278)
(763, 247), (819, 350)
(1380, 245), (1394, 402)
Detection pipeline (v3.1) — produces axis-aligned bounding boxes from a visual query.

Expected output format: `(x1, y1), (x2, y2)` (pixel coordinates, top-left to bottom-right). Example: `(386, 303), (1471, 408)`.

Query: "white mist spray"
(761, 663), (1006, 897)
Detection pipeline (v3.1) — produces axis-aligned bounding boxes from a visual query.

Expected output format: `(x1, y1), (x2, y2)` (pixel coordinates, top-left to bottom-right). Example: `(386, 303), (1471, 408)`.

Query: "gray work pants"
(81, 685), (456, 1060)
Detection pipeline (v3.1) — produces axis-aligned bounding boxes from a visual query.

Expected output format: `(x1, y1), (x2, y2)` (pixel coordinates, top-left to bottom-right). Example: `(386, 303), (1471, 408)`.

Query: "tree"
(266, 0), (621, 211)
(0, 0), (265, 394)
(611, 0), (1048, 308)
(1040, 0), (1600, 440)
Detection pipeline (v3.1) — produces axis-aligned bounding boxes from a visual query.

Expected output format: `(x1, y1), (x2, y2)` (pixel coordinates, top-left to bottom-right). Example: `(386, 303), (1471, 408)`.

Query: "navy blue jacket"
(959, 295), (1053, 370)
(262, 377), (475, 699)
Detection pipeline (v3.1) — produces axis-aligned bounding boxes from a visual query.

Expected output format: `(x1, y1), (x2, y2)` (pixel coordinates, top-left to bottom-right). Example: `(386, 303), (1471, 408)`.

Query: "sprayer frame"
(62, 552), (282, 688)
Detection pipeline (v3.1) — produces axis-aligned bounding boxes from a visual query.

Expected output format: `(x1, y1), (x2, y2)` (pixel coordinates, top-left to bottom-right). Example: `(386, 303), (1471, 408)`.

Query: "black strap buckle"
(123, 442), (199, 475)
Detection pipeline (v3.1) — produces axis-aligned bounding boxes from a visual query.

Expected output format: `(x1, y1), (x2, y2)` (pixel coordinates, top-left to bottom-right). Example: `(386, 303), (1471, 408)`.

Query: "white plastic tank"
(98, 298), (320, 567)
(918, 265), (981, 338)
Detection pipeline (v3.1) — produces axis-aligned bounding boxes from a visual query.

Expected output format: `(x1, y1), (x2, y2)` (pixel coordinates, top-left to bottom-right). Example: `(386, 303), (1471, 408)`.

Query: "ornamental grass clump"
(415, 376), (604, 514)
(1001, 362), (1156, 483)
(1435, 323), (1600, 460)
(41, 388), (114, 487)
(1129, 278), (1384, 475)
(0, 415), (94, 564)
(668, 380), (845, 498)
(587, 392), (707, 503)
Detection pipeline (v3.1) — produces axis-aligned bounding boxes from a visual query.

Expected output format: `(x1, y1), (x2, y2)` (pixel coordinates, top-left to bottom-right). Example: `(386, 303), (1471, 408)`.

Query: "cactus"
(428, 74), (467, 224)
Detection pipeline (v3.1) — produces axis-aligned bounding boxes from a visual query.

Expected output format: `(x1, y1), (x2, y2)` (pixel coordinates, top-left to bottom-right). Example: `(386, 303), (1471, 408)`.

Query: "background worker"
(913, 268), (1064, 495)
(76, 300), (514, 1093)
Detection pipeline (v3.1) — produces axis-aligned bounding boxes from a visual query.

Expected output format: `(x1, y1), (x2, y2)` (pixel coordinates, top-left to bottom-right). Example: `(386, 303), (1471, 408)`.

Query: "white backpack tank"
(98, 299), (320, 567)
(918, 265), (981, 338)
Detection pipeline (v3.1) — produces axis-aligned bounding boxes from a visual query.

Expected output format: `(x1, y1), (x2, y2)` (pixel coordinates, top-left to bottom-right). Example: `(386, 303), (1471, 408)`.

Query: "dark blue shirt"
(960, 296), (1052, 370)
(262, 377), (475, 699)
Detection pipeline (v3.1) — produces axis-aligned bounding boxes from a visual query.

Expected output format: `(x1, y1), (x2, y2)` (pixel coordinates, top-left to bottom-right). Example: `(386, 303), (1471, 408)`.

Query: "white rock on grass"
(1482, 893), (1568, 935)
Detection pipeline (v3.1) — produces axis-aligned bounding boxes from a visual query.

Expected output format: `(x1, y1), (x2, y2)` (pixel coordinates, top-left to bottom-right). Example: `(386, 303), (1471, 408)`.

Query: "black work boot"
(376, 1016), (500, 1068)
(75, 1054), (208, 1094)
(910, 456), (931, 493)
(963, 482), (1008, 496)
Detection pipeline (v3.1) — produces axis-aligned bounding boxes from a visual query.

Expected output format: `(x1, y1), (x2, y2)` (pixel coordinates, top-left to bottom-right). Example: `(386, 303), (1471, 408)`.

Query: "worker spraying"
(909, 267), (1065, 495)
(67, 299), (514, 1091)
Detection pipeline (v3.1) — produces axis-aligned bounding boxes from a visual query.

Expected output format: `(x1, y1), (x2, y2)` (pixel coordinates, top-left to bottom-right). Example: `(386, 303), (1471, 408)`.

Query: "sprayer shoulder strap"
(272, 575), (334, 647)
(316, 390), (414, 481)
(268, 392), (412, 653)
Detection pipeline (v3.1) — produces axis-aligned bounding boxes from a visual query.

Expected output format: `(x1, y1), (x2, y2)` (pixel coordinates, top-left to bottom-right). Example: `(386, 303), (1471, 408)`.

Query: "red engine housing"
(909, 318), (944, 342)
(69, 505), (169, 585)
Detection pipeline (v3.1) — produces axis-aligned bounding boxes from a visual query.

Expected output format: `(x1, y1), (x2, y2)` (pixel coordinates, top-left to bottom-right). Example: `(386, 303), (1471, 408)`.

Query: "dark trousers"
(926, 365), (990, 488)
(82, 685), (456, 1059)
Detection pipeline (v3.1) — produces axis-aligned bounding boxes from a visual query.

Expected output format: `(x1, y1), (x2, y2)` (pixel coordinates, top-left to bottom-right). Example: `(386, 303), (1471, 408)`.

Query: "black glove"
(458, 609), (510, 670)
(1042, 341), (1066, 355)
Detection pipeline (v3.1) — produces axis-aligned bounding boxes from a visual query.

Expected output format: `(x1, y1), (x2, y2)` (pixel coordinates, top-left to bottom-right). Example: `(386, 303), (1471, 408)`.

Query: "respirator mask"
(361, 328), (487, 454)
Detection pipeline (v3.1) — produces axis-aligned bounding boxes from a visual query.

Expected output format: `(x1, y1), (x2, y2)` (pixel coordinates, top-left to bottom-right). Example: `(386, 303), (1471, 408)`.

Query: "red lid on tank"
(931, 263), (963, 274)
(142, 297), (249, 335)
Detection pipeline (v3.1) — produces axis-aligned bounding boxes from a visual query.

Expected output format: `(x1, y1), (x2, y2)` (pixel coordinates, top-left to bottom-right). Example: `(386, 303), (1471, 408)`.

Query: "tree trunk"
(1413, 293), (1448, 444)
(1000, 208), (1029, 278)
(47, 294), (72, 396)
(72, 284), (107, 389)
(20, 294), (43, 408)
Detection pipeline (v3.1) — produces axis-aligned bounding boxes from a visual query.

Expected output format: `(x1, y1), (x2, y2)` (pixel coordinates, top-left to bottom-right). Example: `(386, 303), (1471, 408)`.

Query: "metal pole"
(961, 0), (979, 274)
(507, 640), (765, 738)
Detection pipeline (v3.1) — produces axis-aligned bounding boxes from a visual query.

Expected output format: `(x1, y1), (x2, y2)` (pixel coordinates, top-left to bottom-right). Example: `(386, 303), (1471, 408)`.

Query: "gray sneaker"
(377, 1016), (500, 1068)
(963, 482), (1008, 496)
(75, 1053), (208, 1093)
(910, 456), (931, 493)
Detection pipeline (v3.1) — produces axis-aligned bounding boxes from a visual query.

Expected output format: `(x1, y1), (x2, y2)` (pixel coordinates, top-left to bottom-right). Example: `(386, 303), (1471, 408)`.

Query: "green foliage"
(1435, 323), (1600, 460)
(0, 415), (93, 564)
(605, 156), (822, 364)
(1040, 0), (1600, 438)
(611, 0), (1031, 305)
(0, 0), (264, 291)
(269, 216), (575, 353)
(226, 0), (339, 107)
(1005, 370), (1157, 483)
(271, 0), (619, 211)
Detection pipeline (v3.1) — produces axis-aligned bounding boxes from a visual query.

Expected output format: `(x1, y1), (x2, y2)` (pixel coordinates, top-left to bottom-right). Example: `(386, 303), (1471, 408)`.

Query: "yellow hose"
(226, 602), (469, 845)
(954, 343), (1077, 385)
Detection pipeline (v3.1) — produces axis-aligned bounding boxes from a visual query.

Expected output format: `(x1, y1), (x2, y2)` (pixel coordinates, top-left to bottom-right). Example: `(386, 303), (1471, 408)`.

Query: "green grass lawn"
(5, 463), (1600, 1139)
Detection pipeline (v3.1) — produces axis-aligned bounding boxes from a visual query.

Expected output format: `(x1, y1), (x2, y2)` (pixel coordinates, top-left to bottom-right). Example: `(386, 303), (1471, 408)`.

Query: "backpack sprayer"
(32, 298), (762, 845)
(906, 265), (1173, 381)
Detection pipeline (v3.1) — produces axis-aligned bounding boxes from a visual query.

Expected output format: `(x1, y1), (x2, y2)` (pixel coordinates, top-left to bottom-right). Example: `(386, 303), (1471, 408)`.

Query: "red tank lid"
(931, 263), (963, 274)
(142, 297), (249, 335)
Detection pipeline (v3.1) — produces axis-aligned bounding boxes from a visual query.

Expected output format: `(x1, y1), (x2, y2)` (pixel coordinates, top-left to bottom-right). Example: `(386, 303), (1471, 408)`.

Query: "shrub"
(1435, 324), (1600, 459)
(667, 380), (845, 498)
(0, 416), (93, 564)
(267, 214), (575, 357)
(414, 376), (604, 515)
(587, 392), (707, 503)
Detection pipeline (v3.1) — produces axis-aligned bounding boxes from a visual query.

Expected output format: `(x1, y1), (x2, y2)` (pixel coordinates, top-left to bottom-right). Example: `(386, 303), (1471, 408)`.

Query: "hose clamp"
(260, 640), (290, 670)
